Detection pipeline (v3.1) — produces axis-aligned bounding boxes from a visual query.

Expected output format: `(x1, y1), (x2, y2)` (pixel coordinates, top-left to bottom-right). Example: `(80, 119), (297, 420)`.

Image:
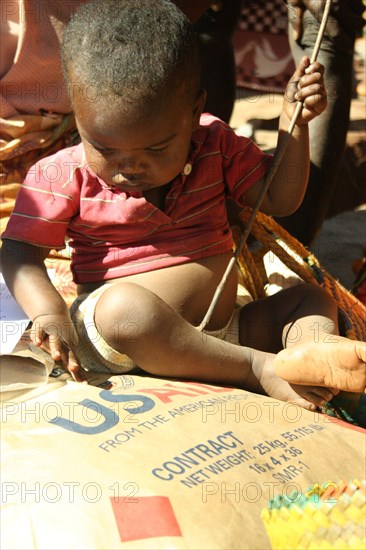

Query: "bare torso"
(77, 252), (238, 330)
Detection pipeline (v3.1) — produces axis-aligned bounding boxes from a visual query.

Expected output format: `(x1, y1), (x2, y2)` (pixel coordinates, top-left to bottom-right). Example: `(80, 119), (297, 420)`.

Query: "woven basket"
(235, 208), (366, 426)
(261, 480), (366, 550)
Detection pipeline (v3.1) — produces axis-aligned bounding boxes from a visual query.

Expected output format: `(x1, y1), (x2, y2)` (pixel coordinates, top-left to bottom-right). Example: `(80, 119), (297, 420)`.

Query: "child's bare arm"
(2, 239), (66, 320)
(243, 56), (327, 216)
(1, 239), (83, 381)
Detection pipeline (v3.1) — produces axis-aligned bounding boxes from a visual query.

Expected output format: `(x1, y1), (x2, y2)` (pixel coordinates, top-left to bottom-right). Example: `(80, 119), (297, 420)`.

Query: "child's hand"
(283, 55), (327, 125)
(30, 312), (86, 382)
(67, 349), (87, 383)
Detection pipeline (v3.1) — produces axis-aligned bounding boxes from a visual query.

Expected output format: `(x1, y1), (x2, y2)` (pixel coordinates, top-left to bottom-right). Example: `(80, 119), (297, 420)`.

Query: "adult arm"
(287, 0), (364, 46)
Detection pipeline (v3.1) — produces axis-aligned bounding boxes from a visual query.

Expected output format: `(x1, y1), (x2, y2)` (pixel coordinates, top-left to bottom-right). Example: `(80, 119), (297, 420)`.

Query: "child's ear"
(192, 88), (207, 130)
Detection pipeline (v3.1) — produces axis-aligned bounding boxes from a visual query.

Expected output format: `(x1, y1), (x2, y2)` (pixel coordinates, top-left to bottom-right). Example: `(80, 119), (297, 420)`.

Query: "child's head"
(62, 0), (206, 192)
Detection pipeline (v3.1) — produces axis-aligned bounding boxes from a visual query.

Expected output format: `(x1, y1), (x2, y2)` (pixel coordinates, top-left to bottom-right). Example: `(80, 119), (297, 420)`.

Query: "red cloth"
(1, 0), (88, 118)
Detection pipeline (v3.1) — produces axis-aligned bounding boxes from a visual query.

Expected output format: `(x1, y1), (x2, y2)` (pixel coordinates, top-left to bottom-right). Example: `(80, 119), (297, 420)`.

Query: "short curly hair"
(62, 0), (201, 108)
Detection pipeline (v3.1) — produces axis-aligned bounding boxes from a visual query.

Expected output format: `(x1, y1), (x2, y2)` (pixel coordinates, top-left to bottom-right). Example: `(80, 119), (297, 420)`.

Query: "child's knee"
(300, 283), (336, 309)
(290, 284), (338, 323)
(94, 282), (162, 348)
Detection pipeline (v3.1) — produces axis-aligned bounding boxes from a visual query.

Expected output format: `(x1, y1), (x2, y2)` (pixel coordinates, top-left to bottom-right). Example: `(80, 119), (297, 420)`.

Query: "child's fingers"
(297, 83), (327, 118)
(30, 323), (44, 347)
(67, 350), (87, 383)
(302, 93), (327, 115)
(293, 64), (327, 120)
(59, 344), (70, 367)
(287, 59), (324, 102)
(285, 57), (314, 103)
(296, 59), (324, 78)
(311, 386), (339, 402)
(293, 55), (311, 78)
(295, 80), (325, 102)
(297, 70), (324, 92)
(48, 333), (63, 362)
(304, 60), (324, 76)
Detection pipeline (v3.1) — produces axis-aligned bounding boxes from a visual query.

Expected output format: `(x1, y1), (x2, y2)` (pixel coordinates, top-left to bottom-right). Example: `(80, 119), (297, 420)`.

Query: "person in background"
(193, 1), (243, 123)
(0, 0), (88, 235)
(277, 0), (365, 246)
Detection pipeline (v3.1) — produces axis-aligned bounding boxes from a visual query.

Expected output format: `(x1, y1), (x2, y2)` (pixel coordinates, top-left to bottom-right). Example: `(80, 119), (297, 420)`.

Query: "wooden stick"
(198, 0), (332, 332)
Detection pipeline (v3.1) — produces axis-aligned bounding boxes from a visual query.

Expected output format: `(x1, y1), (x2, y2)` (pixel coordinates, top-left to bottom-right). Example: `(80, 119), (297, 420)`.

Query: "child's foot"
(273, 337), (366, 393)
(251, 352), (338, 412)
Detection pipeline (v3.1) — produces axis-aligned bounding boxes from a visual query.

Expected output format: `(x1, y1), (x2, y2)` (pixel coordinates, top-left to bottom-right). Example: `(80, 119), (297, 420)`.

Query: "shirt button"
(183, 163), (192, 176)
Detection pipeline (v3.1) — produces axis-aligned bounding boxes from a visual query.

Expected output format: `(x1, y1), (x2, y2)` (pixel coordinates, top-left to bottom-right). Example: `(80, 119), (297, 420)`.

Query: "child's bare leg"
(277, 287), (365, 394)
(93, 282), (318, 409)
(239, 284), (343, 405)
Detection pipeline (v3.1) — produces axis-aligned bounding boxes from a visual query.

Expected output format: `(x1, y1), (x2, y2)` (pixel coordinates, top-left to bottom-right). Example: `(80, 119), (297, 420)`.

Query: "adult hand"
(287, 1), (364, 43)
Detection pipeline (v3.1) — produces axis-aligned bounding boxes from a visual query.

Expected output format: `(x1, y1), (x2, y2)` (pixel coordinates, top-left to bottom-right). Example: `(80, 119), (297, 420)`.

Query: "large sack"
(1, 372), (365, 550)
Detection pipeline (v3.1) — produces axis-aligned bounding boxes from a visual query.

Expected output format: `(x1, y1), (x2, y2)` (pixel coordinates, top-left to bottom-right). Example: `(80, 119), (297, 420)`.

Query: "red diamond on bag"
(110, 495), (182, 542)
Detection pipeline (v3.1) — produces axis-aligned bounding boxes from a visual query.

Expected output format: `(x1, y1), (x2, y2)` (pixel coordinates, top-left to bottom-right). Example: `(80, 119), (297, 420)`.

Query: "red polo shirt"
(3, 115), (271, 283)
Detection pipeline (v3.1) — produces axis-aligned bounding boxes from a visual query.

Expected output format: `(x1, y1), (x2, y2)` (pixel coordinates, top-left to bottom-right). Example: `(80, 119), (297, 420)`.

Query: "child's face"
(74, 86), (206, 193)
